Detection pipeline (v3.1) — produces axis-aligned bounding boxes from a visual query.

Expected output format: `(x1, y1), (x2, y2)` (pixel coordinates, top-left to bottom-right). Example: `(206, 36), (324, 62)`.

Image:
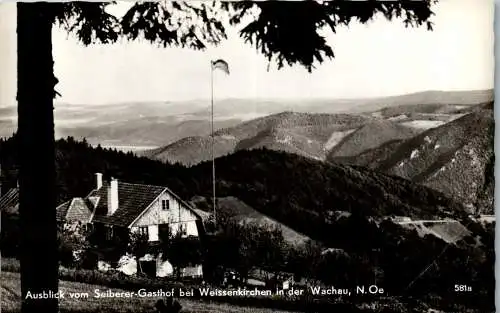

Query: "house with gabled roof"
(55, 173), (205, 278)
(88, 174), (203, 238)
(0, 172), (206, 278)
(56, 198), (93, 233)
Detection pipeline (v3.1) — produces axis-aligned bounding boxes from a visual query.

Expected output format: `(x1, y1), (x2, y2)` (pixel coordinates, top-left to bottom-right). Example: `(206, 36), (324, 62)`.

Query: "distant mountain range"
(1, 120), (493, 311)
(0, 89), (493, 214)
(0, 89), (493, 150)
(141, 91), (493, 214)
(143, 99), (486, 166)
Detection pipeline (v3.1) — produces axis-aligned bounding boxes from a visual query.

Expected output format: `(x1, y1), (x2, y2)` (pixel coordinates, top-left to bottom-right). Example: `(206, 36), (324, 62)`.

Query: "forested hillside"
(0, 135), (469, 245)
(330, 104), (494, 214)
(0, 135), (494, 311)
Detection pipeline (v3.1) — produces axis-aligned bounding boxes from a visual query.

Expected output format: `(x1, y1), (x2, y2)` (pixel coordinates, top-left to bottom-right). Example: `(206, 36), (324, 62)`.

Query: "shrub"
(1, 257), (21, 272)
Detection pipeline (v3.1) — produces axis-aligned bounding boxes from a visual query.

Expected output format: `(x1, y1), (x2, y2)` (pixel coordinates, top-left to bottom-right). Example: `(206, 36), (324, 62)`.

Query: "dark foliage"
(53, 2), (120, 45)
(128, 231), (149, 275)
(0, 135), (493, 310)
(120, 2), (227, 50)
(12, 2), (437, 313)
(45, 1), (438, 72)
(227, 1), (436, 71)
(156, 231), (205, 279)
(203, 218), (288, 284)
(187, 149), (468, 245)
(1, 135), (467, 243)
(1, 213), (20, 257)
(88, 224), (130, 267)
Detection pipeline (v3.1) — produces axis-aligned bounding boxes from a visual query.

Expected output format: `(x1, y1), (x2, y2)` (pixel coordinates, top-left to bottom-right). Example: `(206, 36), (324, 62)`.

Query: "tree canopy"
(15, 2), (438, 312)
(50, 1), (438, 72)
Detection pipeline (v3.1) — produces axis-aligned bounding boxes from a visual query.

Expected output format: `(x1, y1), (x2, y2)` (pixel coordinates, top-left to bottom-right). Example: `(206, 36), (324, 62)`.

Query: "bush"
(0, 213), (20, 257)
(1, 257), (21, 272)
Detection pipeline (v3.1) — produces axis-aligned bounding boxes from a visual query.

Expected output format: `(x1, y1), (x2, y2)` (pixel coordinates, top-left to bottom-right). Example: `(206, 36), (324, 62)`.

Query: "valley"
(0, 88), (495, 312)
(131, 91), (494, 216)
(0, 89), (493, 216)
(0, 89), (492, 150)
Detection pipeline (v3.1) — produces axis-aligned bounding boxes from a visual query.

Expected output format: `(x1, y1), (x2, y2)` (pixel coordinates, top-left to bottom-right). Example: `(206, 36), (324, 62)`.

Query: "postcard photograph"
(0, 1), (495, 313)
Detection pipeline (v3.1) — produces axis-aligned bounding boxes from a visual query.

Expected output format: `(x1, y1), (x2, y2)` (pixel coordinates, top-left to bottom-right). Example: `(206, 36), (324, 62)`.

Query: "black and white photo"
(0, 1), (494, 313)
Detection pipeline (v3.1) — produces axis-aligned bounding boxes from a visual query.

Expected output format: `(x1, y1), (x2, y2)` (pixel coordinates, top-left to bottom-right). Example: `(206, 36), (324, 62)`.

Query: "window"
(179, 223), (187, 236)
(81, 223), (93, 232)
(138, 226), (148, 237)
(161, 199), (170, 211)
(105, 226), (114, 240)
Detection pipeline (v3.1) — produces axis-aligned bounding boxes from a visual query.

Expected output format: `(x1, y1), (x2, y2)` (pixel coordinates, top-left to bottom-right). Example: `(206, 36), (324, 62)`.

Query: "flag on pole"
(211, 59), (230, 75)
(210, 58), (229, 227)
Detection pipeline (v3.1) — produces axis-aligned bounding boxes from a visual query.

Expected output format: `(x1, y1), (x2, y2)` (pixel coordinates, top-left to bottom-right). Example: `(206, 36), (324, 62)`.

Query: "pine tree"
(16, 2), (437, 312)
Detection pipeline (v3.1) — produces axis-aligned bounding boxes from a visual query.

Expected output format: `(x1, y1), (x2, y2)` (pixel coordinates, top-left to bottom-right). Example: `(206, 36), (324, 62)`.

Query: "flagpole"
(211, 62), (216, 227)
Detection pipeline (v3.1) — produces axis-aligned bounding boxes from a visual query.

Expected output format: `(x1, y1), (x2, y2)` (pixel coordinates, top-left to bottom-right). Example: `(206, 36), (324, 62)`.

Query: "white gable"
(129, 190), (200, 240)
(130, 190), (198, 226)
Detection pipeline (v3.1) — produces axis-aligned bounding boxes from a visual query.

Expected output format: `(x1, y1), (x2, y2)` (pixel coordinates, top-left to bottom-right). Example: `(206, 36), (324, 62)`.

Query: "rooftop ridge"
(100, 180), (167, 190)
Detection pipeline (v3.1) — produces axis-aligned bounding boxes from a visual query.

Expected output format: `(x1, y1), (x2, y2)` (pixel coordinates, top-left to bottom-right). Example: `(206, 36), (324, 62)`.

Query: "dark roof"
(56, 198), (92, 222)
(89, 182), (167, 227)
(0, 188), (19, 214)
(56, 200), (71, 221)
(0, 181), (202, 229)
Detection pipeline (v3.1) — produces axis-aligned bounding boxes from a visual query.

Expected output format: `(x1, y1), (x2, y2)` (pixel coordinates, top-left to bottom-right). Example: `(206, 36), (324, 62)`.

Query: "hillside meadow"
(1, 272), (299, 313)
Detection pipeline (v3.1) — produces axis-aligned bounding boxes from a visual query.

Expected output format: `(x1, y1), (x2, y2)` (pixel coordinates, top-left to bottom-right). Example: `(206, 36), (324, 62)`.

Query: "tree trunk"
(17, 3), (58, 313)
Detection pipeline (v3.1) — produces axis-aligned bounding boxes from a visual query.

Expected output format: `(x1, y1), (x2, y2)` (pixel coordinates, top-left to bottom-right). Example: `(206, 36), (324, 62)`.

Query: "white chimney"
(95, 173), (103, 189)
(107, 178), (119, 215)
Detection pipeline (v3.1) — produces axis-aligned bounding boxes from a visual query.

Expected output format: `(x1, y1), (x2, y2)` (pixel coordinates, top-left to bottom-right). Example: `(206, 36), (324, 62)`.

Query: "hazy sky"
(0, 0), (494, 106)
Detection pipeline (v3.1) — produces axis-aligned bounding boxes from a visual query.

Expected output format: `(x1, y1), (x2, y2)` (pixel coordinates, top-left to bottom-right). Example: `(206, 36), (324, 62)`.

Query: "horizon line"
(50, 87), (494, 107)
(0, 87), (494, 109)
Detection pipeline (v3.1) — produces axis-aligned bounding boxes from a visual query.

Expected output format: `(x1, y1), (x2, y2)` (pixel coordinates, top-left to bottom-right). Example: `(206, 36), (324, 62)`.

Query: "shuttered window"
(161, 200), (170, 211)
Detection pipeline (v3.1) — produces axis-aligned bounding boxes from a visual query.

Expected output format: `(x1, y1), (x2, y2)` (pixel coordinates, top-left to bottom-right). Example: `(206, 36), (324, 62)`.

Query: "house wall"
(130, 191), (199, 241)
(112, 253), (203, 278)
(61, 221), (83, 233)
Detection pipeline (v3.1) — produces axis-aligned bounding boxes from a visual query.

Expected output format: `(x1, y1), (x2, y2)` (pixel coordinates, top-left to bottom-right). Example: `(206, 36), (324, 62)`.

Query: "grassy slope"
(327, 120), (420, 158)
(397, 221), (471, 243)
(182, 150), (470, 245)
(192, 196), (310, 246)
(1, 272), (297, 313)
